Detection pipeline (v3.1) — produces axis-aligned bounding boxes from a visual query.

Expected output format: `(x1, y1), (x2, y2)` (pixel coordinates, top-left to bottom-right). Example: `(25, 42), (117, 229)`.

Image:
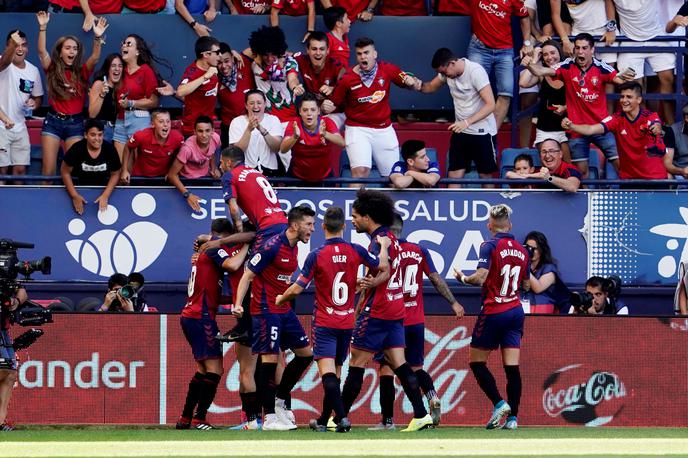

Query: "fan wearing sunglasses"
(177, 36), (221, 137)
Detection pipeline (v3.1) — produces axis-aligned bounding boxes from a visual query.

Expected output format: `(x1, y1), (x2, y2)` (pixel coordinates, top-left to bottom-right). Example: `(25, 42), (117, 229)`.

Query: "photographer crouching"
(0, 286), (26, 431)
(570, 275), (629, 315)
(98, 273), (147, 312)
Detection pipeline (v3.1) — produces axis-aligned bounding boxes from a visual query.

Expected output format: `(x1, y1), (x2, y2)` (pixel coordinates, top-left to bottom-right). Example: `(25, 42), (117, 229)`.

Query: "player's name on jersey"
(499, 248), (525, 260)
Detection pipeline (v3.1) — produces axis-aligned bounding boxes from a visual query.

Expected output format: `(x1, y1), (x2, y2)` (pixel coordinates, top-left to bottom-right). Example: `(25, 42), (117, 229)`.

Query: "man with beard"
(120, 109), (184, 184)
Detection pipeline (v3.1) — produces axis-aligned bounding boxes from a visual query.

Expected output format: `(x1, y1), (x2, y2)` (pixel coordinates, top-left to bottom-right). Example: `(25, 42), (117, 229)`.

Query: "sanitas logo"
(65, 193), (168, 277)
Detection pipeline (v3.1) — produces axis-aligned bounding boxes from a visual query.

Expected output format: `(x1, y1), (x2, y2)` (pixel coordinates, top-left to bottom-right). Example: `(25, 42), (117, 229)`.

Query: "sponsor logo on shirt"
(357, 90), (386, 104)
(250, 253), (261, 266)
(478, 1), (507, 18)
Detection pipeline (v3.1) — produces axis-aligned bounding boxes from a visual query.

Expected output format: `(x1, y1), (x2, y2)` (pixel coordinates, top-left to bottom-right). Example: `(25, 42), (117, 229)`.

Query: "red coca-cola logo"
(542, 364), (627, 426)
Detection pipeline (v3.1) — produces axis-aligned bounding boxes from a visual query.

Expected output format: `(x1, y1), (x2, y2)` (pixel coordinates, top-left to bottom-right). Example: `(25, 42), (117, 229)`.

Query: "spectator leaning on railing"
(389, 140), (440, 189)
(562, 82), (671, 185)
(533, 138), (581, 192)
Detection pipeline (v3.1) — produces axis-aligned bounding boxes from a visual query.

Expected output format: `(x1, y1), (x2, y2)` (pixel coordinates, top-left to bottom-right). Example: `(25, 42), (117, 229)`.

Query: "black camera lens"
(119, 284), (135, 299)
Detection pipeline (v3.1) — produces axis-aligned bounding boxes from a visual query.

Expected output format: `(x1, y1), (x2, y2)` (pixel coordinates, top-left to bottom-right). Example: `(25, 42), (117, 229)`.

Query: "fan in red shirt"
(120, 109), (184, 183)
(322, 37), (420, 179)
(321, 0), (367, 21)
(270, 0), (315, 42)
(280, 93), (345, 183)
(454, 204), (530, 430)
(276, 206), (386, 432)
(294, 32), (345, 101)
(523, 33), (637, 178)
(563, 82), (670, 181)
(217, 43), (256, 149)
(177, 217), (249, 431)
(37, 11), (106, 176)
(379, 0), (427, 16)
(324, 7), (351, 69)
(177, 37), (220, 137)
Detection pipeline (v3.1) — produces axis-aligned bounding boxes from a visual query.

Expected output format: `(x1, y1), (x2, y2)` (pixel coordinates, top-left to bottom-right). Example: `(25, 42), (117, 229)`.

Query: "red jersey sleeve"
(141, 65), (158, 98)
(127, 130), (143, 148)
(601, 113), (620, 134)
(284, 120), (296, 138)
(323, 116), (338, 134)
(384, 62), (407, 88)
(328, 73), (349, 108)
(512, 0), (528, 17)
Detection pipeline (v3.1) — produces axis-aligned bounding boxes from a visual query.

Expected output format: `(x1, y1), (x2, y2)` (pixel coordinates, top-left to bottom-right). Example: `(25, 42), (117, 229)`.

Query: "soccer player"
(232, 205), (316, 431)
(321, 38), (420, 179)
(337, 189), (434, 432)
(177, 37), (220, 137)
(177, 217), (250, 430)
(371, 213), (465, 430)
(454, 204), (530, 430)
(275, 206), (389, 432)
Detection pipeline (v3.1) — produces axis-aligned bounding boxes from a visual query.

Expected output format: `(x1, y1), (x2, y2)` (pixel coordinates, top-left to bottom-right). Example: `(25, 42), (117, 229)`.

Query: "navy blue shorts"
(351, 315), (405, 354)
(180, 316), (222, 361)
(252, 309), (309, 355)
(0, 329), (16, 371)
(404, 323), (425, 367)
(312, 325), (352, 366)
(372, 323), (425, 366)
(250, 223), (288, 257)
(471, 306), (525, 350)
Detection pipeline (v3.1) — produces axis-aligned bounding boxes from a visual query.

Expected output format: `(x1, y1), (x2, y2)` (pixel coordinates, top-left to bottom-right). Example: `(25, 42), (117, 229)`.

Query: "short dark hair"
(85, 118), (104, 132)
(514, 153), (534, 167)
(288, 204), (316, 224)
(6, 29), (26, 44)
(249, 26), (288, 57)
(352, 188), (395, 227)
(128, 272), (145, 285)
(323, 7), (347, 31)
(211, 217), (235, 235)
(585, 276), (605, 289)
(245, 89), (266, 103)
(354, 37), (375, 50)
(431, 47), (456, 69)
(195, 115), (213, 127)
(401, 140), (425, 162)
(108, 273), (128, 290)
(221, 145), (244, 163)
(618, 81), (643, 97)
(219, 42), (232, 55)
(298, 92), (319, 110)
(536, 138), (562, 152)
(390, 213), (403, 238)
(195, 36), (220, 58)
(306, 31), (328, 48)
(573, 32), (595, 48)
(323, 206), (345, 233)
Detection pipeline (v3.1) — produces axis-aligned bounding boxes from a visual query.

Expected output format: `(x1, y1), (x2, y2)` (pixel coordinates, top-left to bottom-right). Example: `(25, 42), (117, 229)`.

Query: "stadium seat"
(27, 144), (43, 176)
(339, 149), (383, 187)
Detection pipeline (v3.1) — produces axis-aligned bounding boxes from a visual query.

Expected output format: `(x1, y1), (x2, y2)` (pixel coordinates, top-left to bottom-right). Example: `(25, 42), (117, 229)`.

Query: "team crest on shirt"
(591, 76), (599, 87)
(377, 78), (385, 86)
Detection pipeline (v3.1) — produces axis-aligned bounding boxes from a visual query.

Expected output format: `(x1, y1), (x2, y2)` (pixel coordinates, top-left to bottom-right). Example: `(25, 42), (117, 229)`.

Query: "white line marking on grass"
(3, 439), (688, 457)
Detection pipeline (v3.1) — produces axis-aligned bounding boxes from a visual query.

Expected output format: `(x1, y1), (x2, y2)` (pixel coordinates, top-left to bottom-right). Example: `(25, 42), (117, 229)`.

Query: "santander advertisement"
(9, 315), (688, 426)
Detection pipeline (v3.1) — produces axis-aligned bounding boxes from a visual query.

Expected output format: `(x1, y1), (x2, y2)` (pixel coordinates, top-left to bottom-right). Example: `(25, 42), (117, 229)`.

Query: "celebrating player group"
(177, 149), (530, 432)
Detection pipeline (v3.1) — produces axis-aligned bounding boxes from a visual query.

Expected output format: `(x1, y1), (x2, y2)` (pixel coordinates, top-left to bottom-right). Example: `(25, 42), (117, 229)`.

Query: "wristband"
(523, 40), (532, 47)
(365, 7), (374, 13)
(128, 99), (134, 110)
(189, 20), (197, 29)
(460, 275), (467, 284)
(39, 28), (46, 31)
(605, 20), (617, 32)
(261, 129), (268, 136)
(547, 176), (554, 183)
(183, 191), (190, 198)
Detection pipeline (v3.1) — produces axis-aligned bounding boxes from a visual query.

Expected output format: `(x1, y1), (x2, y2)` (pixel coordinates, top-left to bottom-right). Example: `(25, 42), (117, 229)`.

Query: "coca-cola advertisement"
(9, 315), (688, 426)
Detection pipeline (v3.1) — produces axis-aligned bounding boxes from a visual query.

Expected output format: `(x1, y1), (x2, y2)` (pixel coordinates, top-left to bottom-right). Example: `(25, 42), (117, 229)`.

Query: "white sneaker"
(262, 413), (295, 431)
(275, 397), (297, 426)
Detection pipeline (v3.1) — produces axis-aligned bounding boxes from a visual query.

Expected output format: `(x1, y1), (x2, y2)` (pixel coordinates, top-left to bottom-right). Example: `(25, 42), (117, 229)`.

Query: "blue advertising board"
(0, 187), (588, 284)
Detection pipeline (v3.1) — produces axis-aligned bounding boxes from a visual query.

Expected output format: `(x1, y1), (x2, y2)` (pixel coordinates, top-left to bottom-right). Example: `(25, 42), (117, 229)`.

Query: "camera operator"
(98, 273), (135, 312)
(0, 286), (27, 431)
(570, 276), (629, 315)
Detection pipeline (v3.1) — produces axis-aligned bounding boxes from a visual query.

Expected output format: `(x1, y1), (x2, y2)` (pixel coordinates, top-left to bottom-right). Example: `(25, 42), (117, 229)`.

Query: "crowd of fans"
(1, 1), (688, 202)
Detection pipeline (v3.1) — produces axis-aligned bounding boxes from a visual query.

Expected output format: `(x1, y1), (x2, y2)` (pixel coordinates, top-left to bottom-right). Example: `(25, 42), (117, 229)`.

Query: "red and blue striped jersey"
(477, 232), (530, 315)
(247, 231), (298, 314)
(296, 237), (379, 329)
(398, 239), (437, 326)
